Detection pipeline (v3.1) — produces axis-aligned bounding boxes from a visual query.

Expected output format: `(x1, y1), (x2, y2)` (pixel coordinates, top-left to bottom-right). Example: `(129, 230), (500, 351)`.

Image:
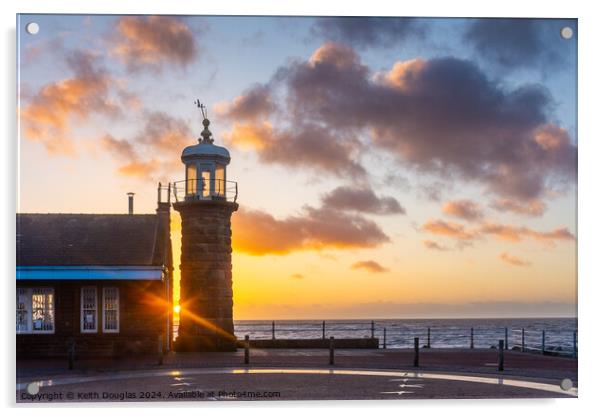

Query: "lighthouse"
(173, 103), (238, 351)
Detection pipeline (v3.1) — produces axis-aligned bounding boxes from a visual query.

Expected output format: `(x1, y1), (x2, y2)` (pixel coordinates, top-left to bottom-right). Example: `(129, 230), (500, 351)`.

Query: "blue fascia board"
(16, 266), (164, 281)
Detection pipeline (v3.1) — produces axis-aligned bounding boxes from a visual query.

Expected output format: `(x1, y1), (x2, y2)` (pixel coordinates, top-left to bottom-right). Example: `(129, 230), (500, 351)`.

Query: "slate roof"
(16, 213), (171, 267)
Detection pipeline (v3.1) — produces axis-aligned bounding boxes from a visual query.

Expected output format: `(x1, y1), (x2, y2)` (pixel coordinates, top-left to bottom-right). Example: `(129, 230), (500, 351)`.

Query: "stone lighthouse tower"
(173, 103), (238, 351)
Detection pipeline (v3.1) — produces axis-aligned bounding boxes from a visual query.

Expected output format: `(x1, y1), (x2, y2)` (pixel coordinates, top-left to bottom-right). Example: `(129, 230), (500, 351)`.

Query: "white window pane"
(16, 288), (29, 332)
(81, 287), (97, 332)
(103, 287), (119, 332)
(31, 288), (54, 332)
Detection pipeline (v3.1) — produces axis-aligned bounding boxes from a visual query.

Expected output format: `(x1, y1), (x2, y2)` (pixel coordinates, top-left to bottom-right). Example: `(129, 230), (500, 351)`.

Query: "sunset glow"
(17, 15), (577, 319)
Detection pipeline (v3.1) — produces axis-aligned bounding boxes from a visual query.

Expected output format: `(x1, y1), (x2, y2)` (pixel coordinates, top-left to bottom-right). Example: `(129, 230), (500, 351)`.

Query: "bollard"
(157, 334), (164, 365)
(329, 336), (335, 366)
(413, 337), (419, 367)
(272, 321), (276, 340)
(470, 327), (474, 349)
(498, 340), (504, 371)
(68, 338), (75, 370)
(383, 328), (387, 349)
(322, 321), (326, 339)
(427, 327), (431, 348)
(244, 335), (250, 365)
(541, 330), (546, 354)
(504, 327), (508, 350)
(371, 320), (375, 338)
(573, 331), (577, 358)
(521, 328), (525, 352)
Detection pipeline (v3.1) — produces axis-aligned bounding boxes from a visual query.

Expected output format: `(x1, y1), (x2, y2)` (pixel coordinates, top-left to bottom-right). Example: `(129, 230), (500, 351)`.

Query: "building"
(16, 192), (173, 358)
(172, 106), (239, 351)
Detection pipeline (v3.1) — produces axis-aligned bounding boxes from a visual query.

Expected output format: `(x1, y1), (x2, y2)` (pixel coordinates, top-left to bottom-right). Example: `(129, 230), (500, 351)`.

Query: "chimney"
(127, 192), (135, 214)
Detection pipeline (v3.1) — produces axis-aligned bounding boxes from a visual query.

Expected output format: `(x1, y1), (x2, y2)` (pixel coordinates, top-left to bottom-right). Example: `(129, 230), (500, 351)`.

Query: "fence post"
(470, 327), (474, 349)
(414, 337), (419, 367)
(521, 328), (525, 352)
(371, 320), (375, 338)
(329, 337), (335, 365)
(504, 327), (508, 350)
(244, 335), (250, 365)
(573, 331), (577, 358)
(541, 330), (546, 354)
(498, 340), (504, 371)
(68, 338), (75, 370)
(383, 328), (387, 349)
(322, 321), (326, 339)
(427, 327), (431, 348)
(272, 321), (276, 340)
(157, 334), (164, 365)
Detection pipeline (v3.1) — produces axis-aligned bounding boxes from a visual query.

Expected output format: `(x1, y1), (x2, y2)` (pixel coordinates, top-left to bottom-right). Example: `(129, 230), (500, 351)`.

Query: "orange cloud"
(490, 198), (547, 216)
(421, 219), (477, 241)
(480, 223), (575, 245)
(101, 111), (192, 181)
(21, 51), (121, 155)
(421, 218), (575, 249)
(442, 199), (483, 221)
(351, 260), (389, 273)
(499, 252), (531, 267)
(232, 206), (390, 256)
(111, 16), (198, 72)
(423, 240), (449, 251)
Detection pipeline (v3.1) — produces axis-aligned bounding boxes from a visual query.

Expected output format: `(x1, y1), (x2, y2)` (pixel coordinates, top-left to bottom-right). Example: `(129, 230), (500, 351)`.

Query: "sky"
(17, 14), (577, 319)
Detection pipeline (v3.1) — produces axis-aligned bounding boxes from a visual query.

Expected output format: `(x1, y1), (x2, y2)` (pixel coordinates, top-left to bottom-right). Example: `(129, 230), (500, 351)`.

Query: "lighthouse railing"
(172, 179), (238, 203)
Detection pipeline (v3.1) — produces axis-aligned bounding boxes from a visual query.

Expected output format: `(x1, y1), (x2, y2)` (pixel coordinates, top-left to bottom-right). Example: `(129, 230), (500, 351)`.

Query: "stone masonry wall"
(174, 200), (238, 351)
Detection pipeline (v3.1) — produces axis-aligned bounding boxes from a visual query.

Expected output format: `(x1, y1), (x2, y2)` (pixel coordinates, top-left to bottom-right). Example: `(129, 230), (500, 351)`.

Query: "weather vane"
(195, 99), (208, 120)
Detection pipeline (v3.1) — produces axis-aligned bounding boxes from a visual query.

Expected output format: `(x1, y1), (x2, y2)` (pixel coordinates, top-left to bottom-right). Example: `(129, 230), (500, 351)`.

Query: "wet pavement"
(16, 348), (578, 402)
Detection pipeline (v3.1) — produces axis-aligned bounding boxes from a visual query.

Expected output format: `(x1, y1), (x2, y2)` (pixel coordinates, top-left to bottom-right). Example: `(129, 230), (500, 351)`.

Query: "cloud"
(423, 240), (449, 251)
(222, 121), (366, 178)
(480, 223), (575, 245)
(499, 252), (532, 267)
(21, 50), (122, 155)
(351, 260), (389, 273)
(490, 198), (547, 217)
(110, 16), (198, 72)
(421, 219), (477, 242)
(291, 273), (305, 279)
(421, 218), (575, 249)
(223, 42), (575, 200)
(101, 111), (192, 180)
(321, 186), (405, 215)
(311, 17), (425, 48)
(215, 84), (276, 122)
(463, 18), (570, 70)
(442, 199), (483, 221)
(232, 205), (390, 255)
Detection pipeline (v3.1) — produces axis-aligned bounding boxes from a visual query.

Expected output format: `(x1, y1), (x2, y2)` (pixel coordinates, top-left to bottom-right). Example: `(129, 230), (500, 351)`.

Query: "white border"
(4, 1), (602, 415)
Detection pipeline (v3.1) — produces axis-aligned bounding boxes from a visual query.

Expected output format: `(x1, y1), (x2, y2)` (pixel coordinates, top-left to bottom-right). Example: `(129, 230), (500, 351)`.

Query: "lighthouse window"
(215, 164), (225, 195)
(186, 163), (197, 194)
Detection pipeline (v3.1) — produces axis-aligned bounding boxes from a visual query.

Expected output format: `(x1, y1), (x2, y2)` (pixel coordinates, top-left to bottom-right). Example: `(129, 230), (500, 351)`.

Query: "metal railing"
(172, 179), (238, 203)
(172, 321), (577, 358)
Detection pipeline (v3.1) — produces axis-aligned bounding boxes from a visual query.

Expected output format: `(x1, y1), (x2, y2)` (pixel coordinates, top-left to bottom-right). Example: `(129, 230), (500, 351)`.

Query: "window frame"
(80, 286), (98, 333)
(102, 287), (120, 333)
(16, 287), (55, 334)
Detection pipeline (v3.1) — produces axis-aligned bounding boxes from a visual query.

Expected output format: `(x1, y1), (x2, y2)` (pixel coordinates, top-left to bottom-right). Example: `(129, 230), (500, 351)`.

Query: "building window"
(81, 286), (98, 333)
(16, 287), (54, 334)
(102, 287), (120, 333)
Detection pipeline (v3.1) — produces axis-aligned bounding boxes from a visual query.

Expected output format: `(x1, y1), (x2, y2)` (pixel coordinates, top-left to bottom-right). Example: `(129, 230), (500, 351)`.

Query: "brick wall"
(16, 280), (169, 358)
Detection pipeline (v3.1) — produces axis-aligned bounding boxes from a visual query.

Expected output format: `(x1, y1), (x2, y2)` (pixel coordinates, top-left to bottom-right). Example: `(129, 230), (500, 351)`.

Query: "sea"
(232, 318), (578, 351)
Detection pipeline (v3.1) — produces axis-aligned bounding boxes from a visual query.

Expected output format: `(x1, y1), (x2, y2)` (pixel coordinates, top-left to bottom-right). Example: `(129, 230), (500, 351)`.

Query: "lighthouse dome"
(181, 142), (230, 164)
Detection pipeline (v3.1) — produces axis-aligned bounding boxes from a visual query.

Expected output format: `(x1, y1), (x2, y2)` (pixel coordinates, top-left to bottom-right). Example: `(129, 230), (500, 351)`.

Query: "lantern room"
(179, 110), (234, 201)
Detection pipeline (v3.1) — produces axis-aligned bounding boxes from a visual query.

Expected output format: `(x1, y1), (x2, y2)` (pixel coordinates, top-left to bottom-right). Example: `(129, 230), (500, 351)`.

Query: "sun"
(173, 305), (181, 314)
